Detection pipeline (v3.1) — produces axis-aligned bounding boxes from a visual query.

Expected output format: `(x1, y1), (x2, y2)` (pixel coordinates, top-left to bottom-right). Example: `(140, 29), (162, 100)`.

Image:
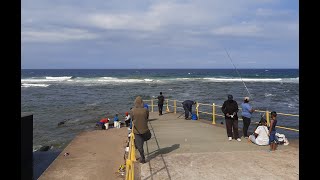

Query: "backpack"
(143, 130), (152, 141)
(191, 113), (198, 120)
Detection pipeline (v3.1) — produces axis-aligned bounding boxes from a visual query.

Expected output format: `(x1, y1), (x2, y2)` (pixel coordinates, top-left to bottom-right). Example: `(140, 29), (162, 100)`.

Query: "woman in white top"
(249, 118), (269, 146)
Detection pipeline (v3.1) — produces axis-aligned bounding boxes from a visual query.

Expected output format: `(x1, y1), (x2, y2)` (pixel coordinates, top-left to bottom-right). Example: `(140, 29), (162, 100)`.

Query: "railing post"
(151, 99), (154, 112)
(166, 99), (169, 112)
(126, 123), (136, 180)
(212, 103), (216, 124)
(174, 100), (177, 114)
(266, 111), (270, 126)
(196, 102), (199, 119)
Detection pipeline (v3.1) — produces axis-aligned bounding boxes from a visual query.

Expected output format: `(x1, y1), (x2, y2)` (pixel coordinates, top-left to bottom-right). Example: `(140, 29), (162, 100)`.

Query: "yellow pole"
(151, 99), (154, 112)
(266, 111), (270, 127)
(196, 102), (199, 119)
(174, 100), (177, 114)
(166, 99), (169, 112)
(212, 103), (216, 124)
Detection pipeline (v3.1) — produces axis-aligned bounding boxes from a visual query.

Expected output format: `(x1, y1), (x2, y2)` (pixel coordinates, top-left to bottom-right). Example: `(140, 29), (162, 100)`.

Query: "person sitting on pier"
(248, 118), (269, 145)
(182, 100), (196, 120)
(221, 94), (241, 141)
(124, 112), (131, 128)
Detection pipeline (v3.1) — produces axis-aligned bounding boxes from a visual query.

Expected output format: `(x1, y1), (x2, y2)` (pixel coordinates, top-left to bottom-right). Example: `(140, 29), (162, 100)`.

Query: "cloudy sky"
(22, 0), (299, 69)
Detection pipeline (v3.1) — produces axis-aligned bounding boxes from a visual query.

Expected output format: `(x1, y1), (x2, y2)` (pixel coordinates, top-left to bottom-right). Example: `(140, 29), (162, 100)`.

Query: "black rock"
(39, 146), (50, 152)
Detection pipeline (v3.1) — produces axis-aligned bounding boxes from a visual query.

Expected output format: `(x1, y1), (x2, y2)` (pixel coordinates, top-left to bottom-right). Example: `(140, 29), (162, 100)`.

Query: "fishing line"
(224, 48), (252, 99)
(224, 48), (272, 128)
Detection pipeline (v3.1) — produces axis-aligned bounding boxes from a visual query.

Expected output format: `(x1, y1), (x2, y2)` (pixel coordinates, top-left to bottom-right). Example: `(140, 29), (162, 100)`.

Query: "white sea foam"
(21, 83), (50, 87)
(203, 78), (283, 82)
(21, 79), (57, 82)
(21, 76), (299, 85)
(45, 76), (73, 81)
(264, 93), (274, 97)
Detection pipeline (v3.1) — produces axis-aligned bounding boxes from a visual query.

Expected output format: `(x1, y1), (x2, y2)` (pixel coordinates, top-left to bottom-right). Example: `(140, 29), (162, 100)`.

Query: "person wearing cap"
(124, 112), (131, 128)
(157, 92), (165, 116)
(182, 100), (196, 120)
(131, 96), (150, 164)
(241, 96), (255, 139)
(269, 111), (278, 151)
(248, 119), (269, 145)
(221, 94), (241, 141)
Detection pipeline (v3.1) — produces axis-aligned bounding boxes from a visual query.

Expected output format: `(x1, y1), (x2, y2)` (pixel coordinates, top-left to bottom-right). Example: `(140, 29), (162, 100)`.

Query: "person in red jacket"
(97, 117), (109, 129)
(100, 117), (109, 124)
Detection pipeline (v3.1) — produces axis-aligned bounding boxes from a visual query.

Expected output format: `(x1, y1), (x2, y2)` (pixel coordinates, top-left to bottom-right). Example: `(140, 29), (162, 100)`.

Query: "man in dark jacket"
(221, 95), (241, 141)
(157, 92), (165, 115)
(182, 100), (196, 120)
(131, 96), (149, 163)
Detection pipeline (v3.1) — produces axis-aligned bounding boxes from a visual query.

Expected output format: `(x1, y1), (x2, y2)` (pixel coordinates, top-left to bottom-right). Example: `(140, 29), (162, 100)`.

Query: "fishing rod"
(224, 48), (270, 117)
(177, 112), (185, 118)
(224, 48), (252, 100)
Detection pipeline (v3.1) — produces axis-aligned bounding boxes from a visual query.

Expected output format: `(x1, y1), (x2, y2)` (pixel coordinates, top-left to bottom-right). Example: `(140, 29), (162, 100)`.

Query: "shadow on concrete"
(146, 144), (180, 161)
(33, 150), (61, 179)
(162, 111), (175, 115)
(148, 118), (158, 122)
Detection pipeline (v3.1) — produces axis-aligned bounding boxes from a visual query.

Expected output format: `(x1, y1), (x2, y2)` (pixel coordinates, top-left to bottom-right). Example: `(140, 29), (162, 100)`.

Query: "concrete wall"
(21, 113), (33, 180)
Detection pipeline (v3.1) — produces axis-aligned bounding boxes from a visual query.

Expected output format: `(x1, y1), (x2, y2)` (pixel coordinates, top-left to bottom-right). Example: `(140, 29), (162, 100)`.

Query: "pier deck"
(39, 112), (298, 180)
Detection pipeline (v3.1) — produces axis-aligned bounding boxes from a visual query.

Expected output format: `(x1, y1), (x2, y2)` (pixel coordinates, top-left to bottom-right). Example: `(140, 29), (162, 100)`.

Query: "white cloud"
(22, 28), (98, 43)
(86, 13), (161, 31)
(21, 0), (298, 68)
(212, 24), (262, 37)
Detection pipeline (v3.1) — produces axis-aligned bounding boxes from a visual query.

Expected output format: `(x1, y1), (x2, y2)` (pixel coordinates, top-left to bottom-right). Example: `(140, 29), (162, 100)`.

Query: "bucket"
(104, 123), (109, 129)
(191, 113), (198, 120)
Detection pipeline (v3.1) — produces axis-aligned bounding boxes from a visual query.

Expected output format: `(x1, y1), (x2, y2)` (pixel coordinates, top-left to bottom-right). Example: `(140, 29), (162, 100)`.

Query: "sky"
(21, 0), (299, 69)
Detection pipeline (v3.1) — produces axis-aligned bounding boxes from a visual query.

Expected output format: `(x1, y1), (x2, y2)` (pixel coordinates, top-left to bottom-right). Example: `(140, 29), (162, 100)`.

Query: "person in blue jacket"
(182, 100), (196, 120)
(241, 97), (255, 139)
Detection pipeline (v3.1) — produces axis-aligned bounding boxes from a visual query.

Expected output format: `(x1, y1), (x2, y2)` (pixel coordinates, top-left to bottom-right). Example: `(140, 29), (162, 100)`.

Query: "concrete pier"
(38, 112), (298, 180)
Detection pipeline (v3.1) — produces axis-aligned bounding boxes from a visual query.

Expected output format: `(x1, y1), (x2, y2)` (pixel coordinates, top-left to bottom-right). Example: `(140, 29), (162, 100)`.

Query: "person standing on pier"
(241, 97), (255, 139)
(113, 114), (120, 128)
(131, 96), (150, 163)
(182, 100), (196, 120)
(269, 111), (278, 151)
(157, 92), (165, 116)
(221, 94), (241, 141)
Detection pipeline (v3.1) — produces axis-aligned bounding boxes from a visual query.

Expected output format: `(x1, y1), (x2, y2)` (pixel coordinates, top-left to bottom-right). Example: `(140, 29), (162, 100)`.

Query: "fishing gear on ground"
(117, 164), (126, 176)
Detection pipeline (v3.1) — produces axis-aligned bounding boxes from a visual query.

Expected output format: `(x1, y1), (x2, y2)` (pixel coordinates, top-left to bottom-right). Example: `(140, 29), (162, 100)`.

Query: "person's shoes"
(185, 118), (188, 120)
(228, 137), (232, 141)
(139, 159), (146, 164)
(237, 138), (242, 142)
(244, 136), (248, 139)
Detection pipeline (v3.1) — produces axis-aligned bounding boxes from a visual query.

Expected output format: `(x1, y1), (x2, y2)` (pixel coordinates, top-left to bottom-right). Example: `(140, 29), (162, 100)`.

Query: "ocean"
(21, 69), (299, 152)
